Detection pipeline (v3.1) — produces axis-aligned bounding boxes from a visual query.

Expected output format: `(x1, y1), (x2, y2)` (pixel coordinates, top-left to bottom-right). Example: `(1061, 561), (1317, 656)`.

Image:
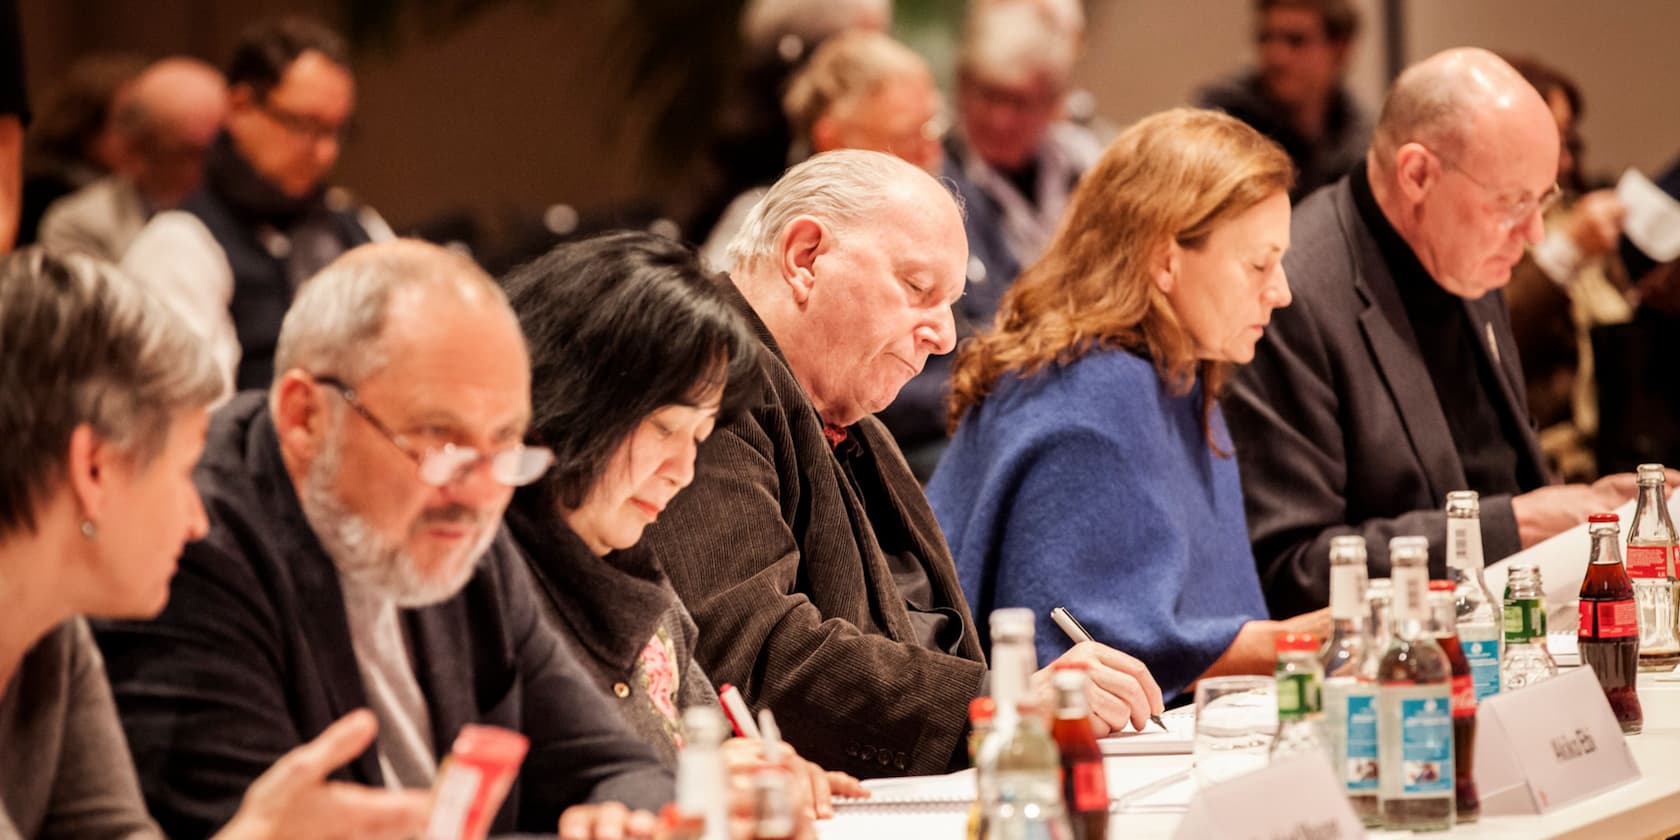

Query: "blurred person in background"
(882, 0), (1100, 480)
(1197, 0), (1371, 202)
(122, 16), (393, 395)
(17, 52), (144, 247)
(0, 0), (24, 253)
(700, 30), (944, 271)
(38, 57), (226, 262)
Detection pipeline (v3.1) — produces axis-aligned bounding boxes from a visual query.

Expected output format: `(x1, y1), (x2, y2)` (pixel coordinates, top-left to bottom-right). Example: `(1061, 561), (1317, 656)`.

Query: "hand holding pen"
(1046, 606), (1167, 733)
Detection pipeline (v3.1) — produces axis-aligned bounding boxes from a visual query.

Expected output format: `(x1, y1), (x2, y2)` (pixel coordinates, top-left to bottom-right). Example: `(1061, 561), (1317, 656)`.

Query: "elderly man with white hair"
(642, 149), (1163, 780)
(95, 239), (674, 840)
(1225, 48), (1649, 619)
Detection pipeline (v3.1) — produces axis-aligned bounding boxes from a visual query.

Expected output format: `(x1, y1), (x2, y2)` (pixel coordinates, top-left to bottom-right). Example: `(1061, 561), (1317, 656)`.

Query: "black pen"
(1050, 605), (1167, 731)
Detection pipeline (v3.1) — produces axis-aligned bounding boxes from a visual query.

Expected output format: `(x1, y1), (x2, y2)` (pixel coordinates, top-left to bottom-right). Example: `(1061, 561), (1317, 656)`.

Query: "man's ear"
(778, 215), (828, 307)
(1150, 237), (1182, 295)
(64, 424), (112, 526)
(273, 371), (329, 464)
(1392, 142), (1439, 204)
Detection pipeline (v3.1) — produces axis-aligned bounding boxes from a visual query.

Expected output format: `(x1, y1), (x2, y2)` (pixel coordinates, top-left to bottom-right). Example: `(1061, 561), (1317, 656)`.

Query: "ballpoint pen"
(1051, 605), (1167, 731)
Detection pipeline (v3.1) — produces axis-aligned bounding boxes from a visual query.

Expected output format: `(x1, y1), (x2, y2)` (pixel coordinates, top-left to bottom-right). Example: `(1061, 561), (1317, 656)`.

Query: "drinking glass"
(1191, 675), (1277, 788)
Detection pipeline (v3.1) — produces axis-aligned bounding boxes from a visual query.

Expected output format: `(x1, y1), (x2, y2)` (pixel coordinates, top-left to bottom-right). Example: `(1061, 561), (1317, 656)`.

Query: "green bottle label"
(1503, 598), (1546, 642)
(1277, 672), (1322, 718)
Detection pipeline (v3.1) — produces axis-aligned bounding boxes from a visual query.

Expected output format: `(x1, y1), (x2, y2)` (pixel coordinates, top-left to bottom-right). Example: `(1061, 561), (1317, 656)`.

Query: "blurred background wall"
(18, 0), (1679, 245)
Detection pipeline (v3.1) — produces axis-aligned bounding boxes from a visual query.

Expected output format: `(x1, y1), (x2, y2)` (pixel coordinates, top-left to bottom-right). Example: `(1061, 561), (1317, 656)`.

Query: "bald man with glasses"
(1224, 48), (1645, 618)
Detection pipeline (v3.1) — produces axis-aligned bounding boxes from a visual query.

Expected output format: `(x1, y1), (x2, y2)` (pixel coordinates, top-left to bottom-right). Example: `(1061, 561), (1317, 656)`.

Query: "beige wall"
(1076, 0), (1680, 179)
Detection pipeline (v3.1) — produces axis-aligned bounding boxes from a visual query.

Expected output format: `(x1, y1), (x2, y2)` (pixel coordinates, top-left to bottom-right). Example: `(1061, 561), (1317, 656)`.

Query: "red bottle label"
(1072, 762), (1108, 811)
(1626, 545), (1669, 579)
(1579, 599), (1639, 639)
(1450, 674), (1476, 717)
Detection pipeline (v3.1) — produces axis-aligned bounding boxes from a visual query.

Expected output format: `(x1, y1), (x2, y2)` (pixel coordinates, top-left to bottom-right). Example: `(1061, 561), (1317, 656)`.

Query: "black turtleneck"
(1350, 163), (1524, 498)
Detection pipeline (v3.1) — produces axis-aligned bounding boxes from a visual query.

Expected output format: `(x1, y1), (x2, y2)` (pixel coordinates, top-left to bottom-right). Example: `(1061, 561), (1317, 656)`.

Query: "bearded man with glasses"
(95, 240), (675, 840)
(121, 16), (396, 396)
(1225, 48), (1654, 619)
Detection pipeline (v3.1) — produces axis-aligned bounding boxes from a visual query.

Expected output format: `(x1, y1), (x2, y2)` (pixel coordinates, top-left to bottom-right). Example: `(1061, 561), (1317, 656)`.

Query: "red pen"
(718, 683), (761, 738)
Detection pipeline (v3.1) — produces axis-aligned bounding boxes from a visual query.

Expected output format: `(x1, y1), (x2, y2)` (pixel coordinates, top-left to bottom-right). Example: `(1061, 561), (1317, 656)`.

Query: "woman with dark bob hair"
(501, 231), (865, 823)
(928, 109), (1328, 702)
(0, 249), (428, 838)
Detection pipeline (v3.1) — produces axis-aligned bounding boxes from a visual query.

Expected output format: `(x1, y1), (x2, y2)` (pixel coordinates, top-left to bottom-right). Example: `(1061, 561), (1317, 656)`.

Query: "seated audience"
(39, 57), (226, 262)
(699, 30), (943, 271)
(501, 231), (866, 821)
(1224, 48), (1642, 618)
(928, 109), (1326, 699)
(122, 16), (393, 393)
(883, 0), (1099, 480)
(94, 240), (673, 839)
(0, 248), (430, 839)
(641, 149), (1164, 780)
(18, 52), (144, 246)
(1196, 0), (1371, 202)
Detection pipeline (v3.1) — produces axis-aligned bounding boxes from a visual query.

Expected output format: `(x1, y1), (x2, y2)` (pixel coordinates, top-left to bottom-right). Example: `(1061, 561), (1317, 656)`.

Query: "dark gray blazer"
(1226, 177), (1547, 618)
(94, 394), (672, 840)
(641, 281), (988, 780)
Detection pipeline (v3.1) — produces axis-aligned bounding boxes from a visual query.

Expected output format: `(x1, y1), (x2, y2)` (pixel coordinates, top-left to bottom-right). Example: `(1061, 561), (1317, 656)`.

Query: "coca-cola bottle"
(1579, 513), (1643, 734)
(1626, 463), (1680, 669)
(1428, 581), (1479, 823)
(1051, 664), (1107, 840)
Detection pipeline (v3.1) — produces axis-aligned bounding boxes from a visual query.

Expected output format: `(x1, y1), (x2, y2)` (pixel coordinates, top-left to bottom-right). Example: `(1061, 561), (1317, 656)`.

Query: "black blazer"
(641, 281), (988, 780)
(1226, 177), (1547, 618)
(94, 393), (672, 840)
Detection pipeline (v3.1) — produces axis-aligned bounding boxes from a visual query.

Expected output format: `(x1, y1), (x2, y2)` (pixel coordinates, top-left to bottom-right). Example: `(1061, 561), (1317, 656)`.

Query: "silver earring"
(80, 520), (98, 540)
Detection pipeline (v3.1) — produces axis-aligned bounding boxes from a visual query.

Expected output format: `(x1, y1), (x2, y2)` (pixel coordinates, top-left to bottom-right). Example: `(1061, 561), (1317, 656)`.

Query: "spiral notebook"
(833, 768), (975, 811)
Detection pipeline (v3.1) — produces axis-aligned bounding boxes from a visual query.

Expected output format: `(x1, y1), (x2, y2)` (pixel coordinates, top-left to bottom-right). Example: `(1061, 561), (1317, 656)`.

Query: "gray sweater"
(0, 619), (159, 839)
(506, 507), (718, 769)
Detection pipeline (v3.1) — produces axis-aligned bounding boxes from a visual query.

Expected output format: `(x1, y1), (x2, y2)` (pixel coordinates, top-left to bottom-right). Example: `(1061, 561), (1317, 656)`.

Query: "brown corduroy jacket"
(642, 280), (988, 779)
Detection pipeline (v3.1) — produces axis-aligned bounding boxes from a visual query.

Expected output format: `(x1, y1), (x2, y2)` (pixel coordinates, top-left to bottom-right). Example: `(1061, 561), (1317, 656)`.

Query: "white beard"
(298, 420), (495, 608)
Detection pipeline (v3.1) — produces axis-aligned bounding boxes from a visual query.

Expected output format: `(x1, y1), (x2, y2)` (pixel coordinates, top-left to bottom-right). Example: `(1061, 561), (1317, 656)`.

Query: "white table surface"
(819, 677), (1680, 839)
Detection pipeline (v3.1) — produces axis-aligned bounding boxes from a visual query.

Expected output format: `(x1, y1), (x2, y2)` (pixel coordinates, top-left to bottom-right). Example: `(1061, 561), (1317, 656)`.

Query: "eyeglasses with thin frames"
(312, 375), (554, 488)
(1429, 148), (1562, 232)
(258, 98), (355, 145)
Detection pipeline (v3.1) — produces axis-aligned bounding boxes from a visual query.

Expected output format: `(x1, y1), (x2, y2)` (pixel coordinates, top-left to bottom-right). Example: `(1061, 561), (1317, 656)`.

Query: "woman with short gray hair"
(0, 248), (428, 839)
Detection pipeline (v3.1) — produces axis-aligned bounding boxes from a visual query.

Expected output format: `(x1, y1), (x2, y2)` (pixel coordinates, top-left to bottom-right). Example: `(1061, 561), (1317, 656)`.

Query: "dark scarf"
(504, 500), (677, 674)
(202, 131), (327, 228)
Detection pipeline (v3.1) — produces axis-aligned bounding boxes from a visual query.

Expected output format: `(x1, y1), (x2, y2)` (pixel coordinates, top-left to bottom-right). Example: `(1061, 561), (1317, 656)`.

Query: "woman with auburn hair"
(927, 108), (1328, 701)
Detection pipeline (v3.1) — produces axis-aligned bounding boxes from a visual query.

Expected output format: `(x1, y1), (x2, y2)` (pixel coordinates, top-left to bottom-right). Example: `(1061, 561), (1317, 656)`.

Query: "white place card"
(1172, 754), (1364, 840)
(1473, 666), (1641, 815)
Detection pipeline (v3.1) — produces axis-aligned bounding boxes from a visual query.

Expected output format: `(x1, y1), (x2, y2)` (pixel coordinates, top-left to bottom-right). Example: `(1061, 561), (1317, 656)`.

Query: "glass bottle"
(1626, 463), (1680, 669)
(968, 697), (997, 840)
(1428, 581), (1480, 823)
(1500, 561), (1558, 690)
(1445, 492), (1502, 701)
(976, 608), (1072, 840)
(1050, 665), (1107, 840)
(658, 706), (729, 840)
(1320, 538), (1373, 820)
(1345, 577), (1390, 827)
(1377, 537), (1454, 831)
(1579, 514), (1643, 734)
(1270, 632), (1329, 764)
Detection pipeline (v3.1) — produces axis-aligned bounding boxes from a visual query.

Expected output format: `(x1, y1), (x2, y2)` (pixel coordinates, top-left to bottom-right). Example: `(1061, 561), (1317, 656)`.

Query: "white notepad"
(834, 768), (975, 811)
(1097, 705), (1196, 756)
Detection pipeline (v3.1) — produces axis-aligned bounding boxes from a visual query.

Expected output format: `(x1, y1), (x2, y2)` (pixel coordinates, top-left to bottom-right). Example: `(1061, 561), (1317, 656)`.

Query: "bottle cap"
(1276, 632), (1318, 652)
(1589, 512), (1619, 523)
(1427, 579), (1454, 592)
(968, 696), (996, 724)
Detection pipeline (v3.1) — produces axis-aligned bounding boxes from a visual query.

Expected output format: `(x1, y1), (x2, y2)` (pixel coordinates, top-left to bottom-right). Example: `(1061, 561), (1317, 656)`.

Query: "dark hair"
(23, 52), (146, 175)
(1256, 0), (1359, 43)
(502, 231), (762, 512)
(225, 16), (350, 100)
(0, 249), (223, 537)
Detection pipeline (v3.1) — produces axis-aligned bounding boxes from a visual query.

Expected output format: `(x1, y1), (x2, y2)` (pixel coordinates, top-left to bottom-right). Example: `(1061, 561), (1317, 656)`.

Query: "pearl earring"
(80, 520), (98, 540)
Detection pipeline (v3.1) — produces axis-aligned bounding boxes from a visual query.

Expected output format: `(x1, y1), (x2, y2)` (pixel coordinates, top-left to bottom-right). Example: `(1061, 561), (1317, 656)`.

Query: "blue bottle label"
(1463, 639), (1501, 701)
(1399, 696), (1454, 795)
(1345, 693), (1379, 793)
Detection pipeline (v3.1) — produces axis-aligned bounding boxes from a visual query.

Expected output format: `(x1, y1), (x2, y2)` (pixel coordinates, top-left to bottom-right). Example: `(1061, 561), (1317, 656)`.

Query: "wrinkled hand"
(215, 709), (428, 840)
(559, 801), (659, 840)
(1565, 190), (1625, 258)
(1034, 641), (1164, 736)
(1514, 475), (1642, 548)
